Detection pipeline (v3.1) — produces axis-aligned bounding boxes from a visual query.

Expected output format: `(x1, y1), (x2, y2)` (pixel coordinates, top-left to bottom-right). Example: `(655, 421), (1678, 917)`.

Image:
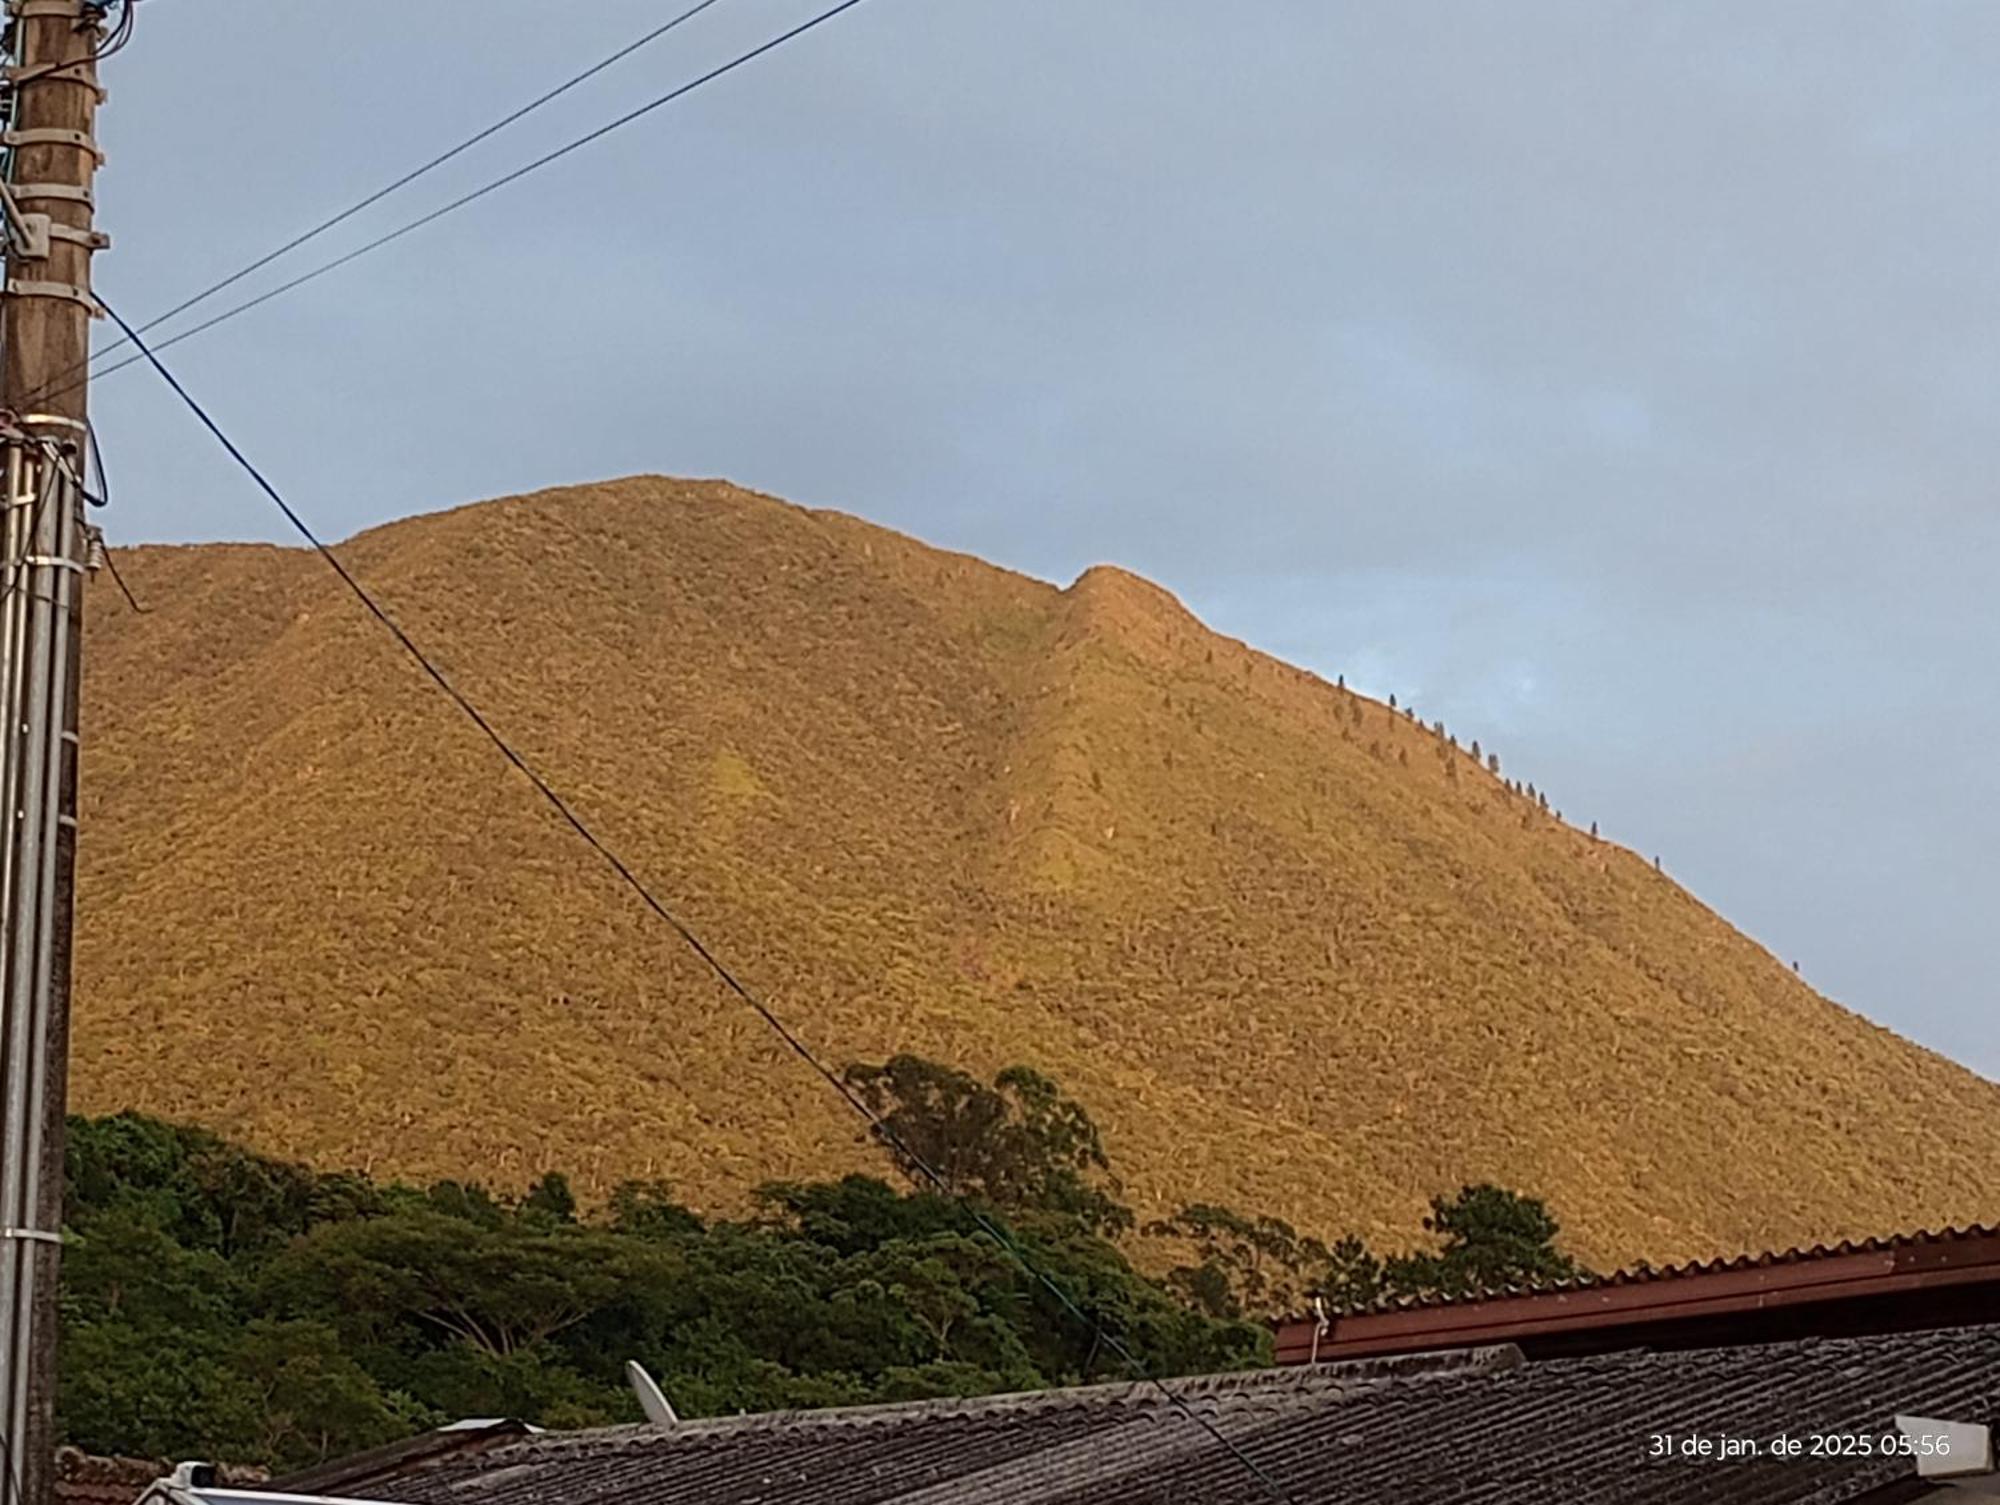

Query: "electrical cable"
(70, 0), (728, 382)
(0, 1417), (22, 1505)
(3, 0), (134, 89)
(37, 0), (871, 408)
(98, 296), (1301, 1505)
(84, 418), (108, 507)
(86, 2), (138, 66)
(103, 547), (145, 611)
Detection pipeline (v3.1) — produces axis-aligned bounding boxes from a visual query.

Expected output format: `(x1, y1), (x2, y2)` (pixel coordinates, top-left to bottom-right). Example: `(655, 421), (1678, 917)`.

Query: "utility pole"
(0, 1), (106, 1503)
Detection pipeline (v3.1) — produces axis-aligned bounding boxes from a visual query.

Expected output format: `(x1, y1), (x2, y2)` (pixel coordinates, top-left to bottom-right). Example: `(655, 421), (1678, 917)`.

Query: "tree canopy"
(1379, 1183), (1584, 1302)
(840, 1056), (1133, 1235)
(1147, 1184), (1588, 1319)
(58, 1064), (1585, 1471)
(56, 1084), (1257, 1470)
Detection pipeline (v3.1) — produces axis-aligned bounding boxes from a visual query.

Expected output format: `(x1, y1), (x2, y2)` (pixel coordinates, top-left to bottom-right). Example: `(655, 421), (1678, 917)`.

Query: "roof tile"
(345, 1325), (2000, 1504)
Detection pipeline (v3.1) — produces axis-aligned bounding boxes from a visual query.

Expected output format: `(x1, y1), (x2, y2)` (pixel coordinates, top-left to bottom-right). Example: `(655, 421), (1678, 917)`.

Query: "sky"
(86, 1), (1997, 1077)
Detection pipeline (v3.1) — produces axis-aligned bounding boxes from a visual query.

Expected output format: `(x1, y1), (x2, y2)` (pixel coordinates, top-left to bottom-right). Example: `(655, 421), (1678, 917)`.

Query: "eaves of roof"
(340, 1325), (2000, 1505)
(1274, 1223), (2000, 1364)
(266, 1421), (536, 1498)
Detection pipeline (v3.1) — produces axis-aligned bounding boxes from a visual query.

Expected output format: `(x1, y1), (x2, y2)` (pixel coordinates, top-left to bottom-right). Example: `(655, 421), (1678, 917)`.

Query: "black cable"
(42, 0), (872, 408)
(84, 419), (109, 507)
(103, 548), (146, 612)
(99, 297), (1300, 1505)
(84, 407), (146, 608)
(87, 2), (138, 65)
(65, 0), (728, 388)
(0, 1418), (21, 1505)
(2, 0), (134, 90)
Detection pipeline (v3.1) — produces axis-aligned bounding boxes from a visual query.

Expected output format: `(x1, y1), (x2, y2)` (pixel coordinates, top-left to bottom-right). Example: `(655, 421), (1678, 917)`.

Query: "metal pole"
(0, 431), (83, 1505)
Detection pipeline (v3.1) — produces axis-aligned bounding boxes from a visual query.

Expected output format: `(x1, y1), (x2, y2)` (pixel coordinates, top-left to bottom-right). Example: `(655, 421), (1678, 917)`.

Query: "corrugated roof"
(1310, 1221), (2000, 1318)
(54, 1450), (170, 1505)
(269, 1421), (535, 1497)
(342, 1323), (2000, 1505)
(55, 1449), (268, 1505)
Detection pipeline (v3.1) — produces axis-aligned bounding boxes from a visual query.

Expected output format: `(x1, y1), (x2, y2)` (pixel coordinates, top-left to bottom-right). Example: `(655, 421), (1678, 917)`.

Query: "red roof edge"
(1274, 1224), (2000, 1365)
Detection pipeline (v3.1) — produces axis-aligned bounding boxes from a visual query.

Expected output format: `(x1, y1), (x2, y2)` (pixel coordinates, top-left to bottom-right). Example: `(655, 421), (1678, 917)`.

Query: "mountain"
(71, 476), (2000, 1269)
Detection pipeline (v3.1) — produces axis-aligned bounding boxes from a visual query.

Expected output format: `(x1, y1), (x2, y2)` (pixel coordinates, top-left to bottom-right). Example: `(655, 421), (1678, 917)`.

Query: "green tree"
(66, 1112), (369, 1259)
(261, 1209), (667, 1361)
(606, 1180), (704, 1241)
(59, 1203), (245, 1336)
(397, 1342), (628, 1431)
(1383, 1184), (1586, 1300)
(56, 1187), (416, 1470)
(1144, 1204), (1327, 1319)
(402, 1179), (510, 1228)
(232, 1320), (434, 1469)
(1314, 1235), (1387, 1312)
(56, 1206), (260, 1460)
(1009, 1220), (1267, 1383)
(58, 1324), (265, 1466)
(52, 1087), (1313, 1464)
(519, 1172), (578, 1226)
(841, 1057), (1131, 1234)
(854, 1234), (1040, 1374)
(757, 1174), (971, 1255)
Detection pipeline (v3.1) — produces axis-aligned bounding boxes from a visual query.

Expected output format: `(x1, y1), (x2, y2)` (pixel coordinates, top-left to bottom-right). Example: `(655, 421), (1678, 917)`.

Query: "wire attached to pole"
(62, 0), (728, 388)
(37, 0), (872, 408)
(0, 1416), (25, 1505)
(101, 547), (144, 612)
(98, 296), (1299, 1505)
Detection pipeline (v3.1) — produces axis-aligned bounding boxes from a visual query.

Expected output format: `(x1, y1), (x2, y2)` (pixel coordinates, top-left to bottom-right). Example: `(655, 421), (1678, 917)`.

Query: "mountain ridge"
(71, 475), (2000, 1266)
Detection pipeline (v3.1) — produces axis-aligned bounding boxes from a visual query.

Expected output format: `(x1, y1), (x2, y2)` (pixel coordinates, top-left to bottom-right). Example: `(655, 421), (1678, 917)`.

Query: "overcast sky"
(90, 1), (1997, 1077)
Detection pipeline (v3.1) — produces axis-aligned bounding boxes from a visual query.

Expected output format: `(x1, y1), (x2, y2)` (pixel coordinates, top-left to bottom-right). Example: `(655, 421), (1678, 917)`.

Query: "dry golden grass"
(71, 476), (2000, 1269)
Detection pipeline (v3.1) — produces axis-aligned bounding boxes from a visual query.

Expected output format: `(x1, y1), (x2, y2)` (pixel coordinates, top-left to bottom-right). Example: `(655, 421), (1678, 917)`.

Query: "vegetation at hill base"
(75, 479), (2000, 1268)
(58, 1056), (1583, 1471)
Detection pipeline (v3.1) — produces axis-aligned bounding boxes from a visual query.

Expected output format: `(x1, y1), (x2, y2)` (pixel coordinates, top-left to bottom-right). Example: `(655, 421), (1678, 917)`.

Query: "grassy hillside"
(71, 476), (2000, 1268)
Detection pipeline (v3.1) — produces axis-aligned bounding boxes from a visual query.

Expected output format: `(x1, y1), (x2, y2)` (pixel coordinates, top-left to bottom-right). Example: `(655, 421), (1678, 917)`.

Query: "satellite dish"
(626, 1360), (680, 1428)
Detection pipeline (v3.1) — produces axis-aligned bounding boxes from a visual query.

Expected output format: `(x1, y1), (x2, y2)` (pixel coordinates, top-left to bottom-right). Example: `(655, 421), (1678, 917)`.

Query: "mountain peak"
(71, 479), (2000, 1266)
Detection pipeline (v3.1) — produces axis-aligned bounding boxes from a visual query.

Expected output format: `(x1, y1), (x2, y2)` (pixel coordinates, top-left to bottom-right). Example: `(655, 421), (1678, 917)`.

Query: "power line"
(61, 0), (729, 389)
(98, 297), (1300, 1505)
(0, 1418), (22, 1505)
(43, 0), (870, 407)
(90, 0), (139, 65)
(2, 0), (134, 87)
(103, 547), (148, 613)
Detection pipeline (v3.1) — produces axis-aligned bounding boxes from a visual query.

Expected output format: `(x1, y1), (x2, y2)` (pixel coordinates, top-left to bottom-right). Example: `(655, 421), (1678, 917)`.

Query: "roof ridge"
(490, 1346), (1525, 1458)
(1289, 1221), (2000, 1320)
(1528, 1321), (2000, 1380)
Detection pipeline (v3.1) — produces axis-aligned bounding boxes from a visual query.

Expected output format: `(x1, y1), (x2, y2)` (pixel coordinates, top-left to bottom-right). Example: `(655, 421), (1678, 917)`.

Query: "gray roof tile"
(355, 1325), (2000, 1504)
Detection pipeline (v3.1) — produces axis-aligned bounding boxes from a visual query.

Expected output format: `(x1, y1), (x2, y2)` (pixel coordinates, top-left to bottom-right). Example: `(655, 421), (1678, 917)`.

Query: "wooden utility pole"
(1, 0), (102, 424)
(0, 3), (105, 1504)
